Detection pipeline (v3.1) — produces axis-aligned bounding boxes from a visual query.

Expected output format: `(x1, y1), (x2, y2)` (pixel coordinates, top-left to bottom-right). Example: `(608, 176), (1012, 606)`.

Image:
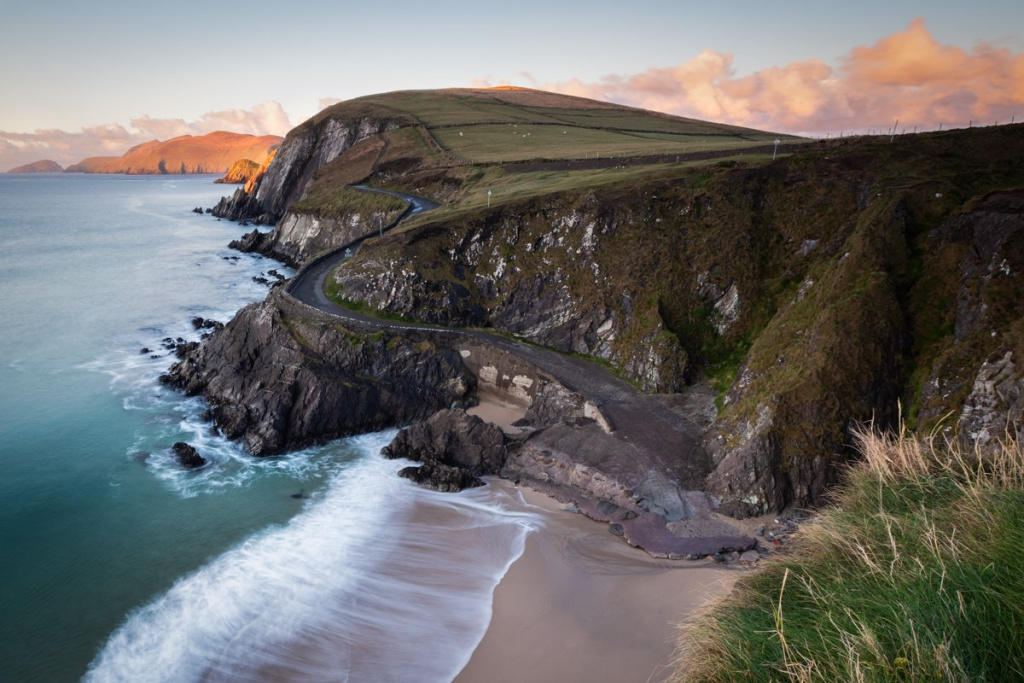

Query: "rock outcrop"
(211, 114), (407, 223)
(215, 158), (262, 185)
(172, 442), (206, 469)
(382, 409), (509, 491)
(161, 292), (473, 455)
(228, 207), (404, 267)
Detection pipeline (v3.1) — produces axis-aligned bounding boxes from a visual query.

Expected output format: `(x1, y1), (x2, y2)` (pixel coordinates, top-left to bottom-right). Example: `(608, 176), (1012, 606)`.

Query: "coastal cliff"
(161, 291), (472, 455)
(211, 110), (411, 223)
(199, 90), (1024, 518)
(320, 129), (1023, 514)
(214, 158), (261, 185)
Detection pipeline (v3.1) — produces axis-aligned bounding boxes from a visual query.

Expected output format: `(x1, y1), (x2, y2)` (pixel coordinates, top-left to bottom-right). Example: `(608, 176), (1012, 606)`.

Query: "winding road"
(282, 187), (712, 494)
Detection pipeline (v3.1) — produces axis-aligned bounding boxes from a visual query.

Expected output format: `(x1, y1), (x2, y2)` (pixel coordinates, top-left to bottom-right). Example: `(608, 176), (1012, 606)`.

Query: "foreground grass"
(675, 429), (1024, 682)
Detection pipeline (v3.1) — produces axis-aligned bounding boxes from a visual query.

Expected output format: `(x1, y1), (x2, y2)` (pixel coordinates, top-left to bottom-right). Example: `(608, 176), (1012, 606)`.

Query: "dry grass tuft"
(673, 427), (1024, 682)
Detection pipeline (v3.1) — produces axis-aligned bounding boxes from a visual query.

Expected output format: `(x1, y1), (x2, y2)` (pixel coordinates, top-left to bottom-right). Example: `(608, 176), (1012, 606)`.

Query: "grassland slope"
(212, 87), (795, 224)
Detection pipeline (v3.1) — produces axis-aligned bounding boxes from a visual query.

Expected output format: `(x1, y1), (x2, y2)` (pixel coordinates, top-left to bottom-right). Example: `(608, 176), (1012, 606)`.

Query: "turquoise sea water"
(0, 175), (537, 682)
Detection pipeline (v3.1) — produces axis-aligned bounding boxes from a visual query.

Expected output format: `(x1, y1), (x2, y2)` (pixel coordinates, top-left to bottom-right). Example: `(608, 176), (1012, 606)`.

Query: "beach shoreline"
(455, 481), (738, 683)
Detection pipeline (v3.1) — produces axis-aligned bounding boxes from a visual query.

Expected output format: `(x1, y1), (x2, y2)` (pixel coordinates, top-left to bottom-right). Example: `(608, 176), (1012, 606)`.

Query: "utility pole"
(487, 190), (492, 208)
(773, 139), (780, 160)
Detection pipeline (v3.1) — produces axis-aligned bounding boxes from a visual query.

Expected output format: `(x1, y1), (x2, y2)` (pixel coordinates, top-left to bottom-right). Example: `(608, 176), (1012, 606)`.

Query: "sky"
(1, 0), (1022, 170)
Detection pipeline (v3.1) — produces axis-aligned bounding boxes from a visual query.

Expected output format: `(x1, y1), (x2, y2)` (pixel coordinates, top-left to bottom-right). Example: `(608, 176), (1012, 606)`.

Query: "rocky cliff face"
(161, 292), (473, 455)
(913, 188), (1024, 448)
(215, 158), (262, 185)
(703, 199), (909, 515)
(228, 208), (402, 267)
(212, 115), (405, 223)
(325, 127), (1024, 513)
(333, 191), (693, 393)
(194, 109), (1024, 517)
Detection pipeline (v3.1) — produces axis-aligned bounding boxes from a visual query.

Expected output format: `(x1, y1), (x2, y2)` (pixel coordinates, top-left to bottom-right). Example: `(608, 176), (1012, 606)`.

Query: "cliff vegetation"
(674, 430), (1024, 682)
(209, 88), (1024, 517)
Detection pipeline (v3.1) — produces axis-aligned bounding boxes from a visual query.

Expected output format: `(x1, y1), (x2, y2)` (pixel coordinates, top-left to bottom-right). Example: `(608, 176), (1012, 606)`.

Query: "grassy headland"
(294, 87), (800, 205)
(675, 430), (1024, 682)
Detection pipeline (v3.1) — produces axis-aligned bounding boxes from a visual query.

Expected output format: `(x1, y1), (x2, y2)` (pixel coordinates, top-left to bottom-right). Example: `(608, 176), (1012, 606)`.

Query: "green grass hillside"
(293, 88), (797, 210)
(674, 429), (1024, 682)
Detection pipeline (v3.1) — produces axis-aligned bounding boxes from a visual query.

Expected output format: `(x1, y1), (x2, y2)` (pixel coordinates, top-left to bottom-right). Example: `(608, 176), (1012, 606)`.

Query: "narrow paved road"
(283, 187), (710, 490)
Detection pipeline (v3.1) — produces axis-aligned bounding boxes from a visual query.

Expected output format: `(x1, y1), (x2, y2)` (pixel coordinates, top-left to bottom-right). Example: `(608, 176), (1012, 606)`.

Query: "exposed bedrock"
(161, 291), (473, 456)
(381, 408), (509, 491)
(197, 123), (1024, 522)
(212, 115), (404, 223)
(228, 209), (402, 267)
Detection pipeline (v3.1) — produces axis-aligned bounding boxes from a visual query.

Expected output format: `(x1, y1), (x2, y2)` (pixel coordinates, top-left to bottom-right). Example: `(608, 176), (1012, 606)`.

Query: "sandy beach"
(455, 482), (737, 683)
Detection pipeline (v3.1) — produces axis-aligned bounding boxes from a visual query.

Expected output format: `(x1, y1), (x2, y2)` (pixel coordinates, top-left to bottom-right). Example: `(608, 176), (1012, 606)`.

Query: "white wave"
(86, 436), (541, 683)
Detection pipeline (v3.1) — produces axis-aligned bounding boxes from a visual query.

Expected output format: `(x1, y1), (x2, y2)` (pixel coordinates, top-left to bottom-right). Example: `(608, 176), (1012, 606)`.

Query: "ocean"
(0, 174), (539, 682)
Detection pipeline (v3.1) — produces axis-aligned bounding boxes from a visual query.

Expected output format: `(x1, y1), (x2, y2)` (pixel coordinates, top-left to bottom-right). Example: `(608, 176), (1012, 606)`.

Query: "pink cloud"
(486, 19), (1024, 135)
(1, 101), (292, 172)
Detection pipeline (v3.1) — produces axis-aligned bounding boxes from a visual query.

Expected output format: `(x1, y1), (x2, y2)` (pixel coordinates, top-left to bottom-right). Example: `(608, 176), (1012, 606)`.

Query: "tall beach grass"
(674, 427), (1024, 682)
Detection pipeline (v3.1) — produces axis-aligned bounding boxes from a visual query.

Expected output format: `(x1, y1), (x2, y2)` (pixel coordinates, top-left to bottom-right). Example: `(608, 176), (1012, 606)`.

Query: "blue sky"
(0, 0), (1021, 169)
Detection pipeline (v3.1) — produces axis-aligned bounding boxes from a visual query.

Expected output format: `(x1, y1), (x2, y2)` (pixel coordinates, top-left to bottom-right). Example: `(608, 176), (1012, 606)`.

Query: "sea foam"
(85, 433), (541, 682)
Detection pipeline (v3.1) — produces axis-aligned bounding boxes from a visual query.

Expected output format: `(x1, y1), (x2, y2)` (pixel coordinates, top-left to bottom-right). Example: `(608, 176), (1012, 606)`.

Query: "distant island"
(60, 131), (281, 175)
(7, 159), (64, 173)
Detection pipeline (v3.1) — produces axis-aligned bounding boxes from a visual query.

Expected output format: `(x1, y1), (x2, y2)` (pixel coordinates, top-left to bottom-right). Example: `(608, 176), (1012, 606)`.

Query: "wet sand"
(455, 484), (737, 683)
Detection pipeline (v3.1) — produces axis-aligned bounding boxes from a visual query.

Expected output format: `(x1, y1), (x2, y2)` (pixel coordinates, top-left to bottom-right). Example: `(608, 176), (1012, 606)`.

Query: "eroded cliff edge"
(166, 285), (753, 556)
(161, 291), (472, 455)
(195, 113), (1024, 523)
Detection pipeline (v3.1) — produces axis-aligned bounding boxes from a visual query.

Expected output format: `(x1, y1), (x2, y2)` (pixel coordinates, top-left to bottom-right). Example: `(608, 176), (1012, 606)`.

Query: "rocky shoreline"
(163, 277), (757, 557)
(166, 102), (1024, 560)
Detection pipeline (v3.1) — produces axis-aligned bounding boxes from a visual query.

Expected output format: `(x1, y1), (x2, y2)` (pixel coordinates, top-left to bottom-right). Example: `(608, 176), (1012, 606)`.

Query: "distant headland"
(8, 131), (281, 176)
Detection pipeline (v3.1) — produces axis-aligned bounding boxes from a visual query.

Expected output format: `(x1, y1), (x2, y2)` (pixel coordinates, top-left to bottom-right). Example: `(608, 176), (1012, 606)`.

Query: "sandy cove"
(466, 395), (737, 682)
(456, 482), (737, 683)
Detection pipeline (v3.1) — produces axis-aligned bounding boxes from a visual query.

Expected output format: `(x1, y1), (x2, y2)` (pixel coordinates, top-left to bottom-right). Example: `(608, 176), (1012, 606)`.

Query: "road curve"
(282, 186), (710, 491)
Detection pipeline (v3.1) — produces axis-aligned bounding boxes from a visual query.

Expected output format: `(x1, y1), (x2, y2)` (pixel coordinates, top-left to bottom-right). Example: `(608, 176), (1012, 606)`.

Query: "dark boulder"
(191, 317), (224, 332)
(228, 229), (269, 255)
(172, 442), (206, 469)
(398, 461), (484, 492)
(382, 408), (508, 474)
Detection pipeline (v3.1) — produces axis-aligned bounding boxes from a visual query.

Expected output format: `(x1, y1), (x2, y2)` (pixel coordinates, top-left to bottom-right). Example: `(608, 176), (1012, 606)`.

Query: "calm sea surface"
(0, 174), (536, 682)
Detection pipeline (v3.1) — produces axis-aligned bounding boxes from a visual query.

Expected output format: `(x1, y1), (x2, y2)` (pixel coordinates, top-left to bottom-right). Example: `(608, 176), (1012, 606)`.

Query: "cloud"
(0, 101), (292, 172)
(490, 19), (1024, 135)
